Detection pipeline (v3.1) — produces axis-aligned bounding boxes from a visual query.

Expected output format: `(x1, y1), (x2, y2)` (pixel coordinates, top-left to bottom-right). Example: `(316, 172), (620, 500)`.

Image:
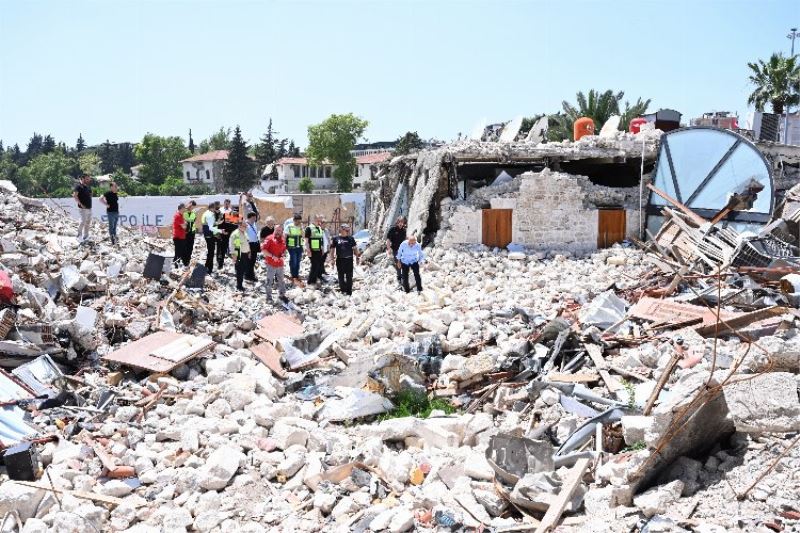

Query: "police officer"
(329, 224), (360, 295)
(305, 214), (325, 286)
(183, 200), (198, 265)
(228, 220), (249, 292)
(286, 214), (304, 285)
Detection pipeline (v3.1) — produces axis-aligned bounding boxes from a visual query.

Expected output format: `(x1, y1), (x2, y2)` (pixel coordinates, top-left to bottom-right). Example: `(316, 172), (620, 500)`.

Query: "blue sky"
(0, 0), (796, 149)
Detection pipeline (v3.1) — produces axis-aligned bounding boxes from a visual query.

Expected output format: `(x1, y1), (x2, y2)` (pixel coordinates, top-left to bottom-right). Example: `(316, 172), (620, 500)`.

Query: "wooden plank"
(647, 183), (708, 226)
(584, 344), (622, 393)
(11, 480), (125, 507)
(534, 458), (591, 533)
(254, 313), (303, 342)
(250, 342), (288, 379)
(694, 306), (787, 337)
(102, 332), (214, 373)
(629, 296), (738, 327)
(545, 372), (599, 384)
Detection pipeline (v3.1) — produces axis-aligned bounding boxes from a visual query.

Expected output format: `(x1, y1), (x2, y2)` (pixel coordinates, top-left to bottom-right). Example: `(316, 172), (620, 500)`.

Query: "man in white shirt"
(396, 234), (425, 293)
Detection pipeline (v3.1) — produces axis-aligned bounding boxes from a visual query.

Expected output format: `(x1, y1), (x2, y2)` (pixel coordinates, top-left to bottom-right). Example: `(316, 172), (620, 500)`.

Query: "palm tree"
(548, 89), (651, 141)
(747, 53), (800, 114)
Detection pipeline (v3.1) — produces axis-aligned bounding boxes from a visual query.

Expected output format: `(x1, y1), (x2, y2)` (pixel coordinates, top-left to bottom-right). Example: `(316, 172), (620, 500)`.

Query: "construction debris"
(1, 148), (800, 533)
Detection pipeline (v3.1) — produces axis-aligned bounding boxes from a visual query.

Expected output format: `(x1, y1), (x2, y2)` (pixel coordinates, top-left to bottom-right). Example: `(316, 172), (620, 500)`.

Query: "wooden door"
(482, 209), (513, 248)
(597, 209), (626, 248)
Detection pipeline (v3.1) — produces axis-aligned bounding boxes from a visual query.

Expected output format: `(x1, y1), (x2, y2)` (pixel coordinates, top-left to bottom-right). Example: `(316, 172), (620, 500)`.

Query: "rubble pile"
(1, 186), (800, 533)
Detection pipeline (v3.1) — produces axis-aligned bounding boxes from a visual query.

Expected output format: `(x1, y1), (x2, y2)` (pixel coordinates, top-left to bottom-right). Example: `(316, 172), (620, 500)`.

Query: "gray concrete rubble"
(0, 175), (799, 533)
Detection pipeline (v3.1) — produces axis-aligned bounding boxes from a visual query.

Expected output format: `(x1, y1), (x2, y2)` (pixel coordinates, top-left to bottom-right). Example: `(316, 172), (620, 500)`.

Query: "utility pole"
(785, 28), (798, 144)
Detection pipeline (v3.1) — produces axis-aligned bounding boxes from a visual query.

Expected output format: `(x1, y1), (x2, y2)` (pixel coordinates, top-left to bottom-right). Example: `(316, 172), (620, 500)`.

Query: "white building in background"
(179, 150), (229, 191)
(266, 151), (391, 192)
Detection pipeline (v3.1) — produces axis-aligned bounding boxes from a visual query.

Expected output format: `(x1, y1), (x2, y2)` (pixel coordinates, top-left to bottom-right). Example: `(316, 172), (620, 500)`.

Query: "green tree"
(78, 153), (102, 176)
(198, 127), (232, 153)
(42, 135), (56, 154)
(298, 176), (314, 193)
(75, 134), (86, 153)
(25, 133), (44, 164)
(0, 153), (19, 188)
(548, 89), (651, 141)
(224, 126), (255, 191)
(306, 113), (368, 192)
(287, 140), (300, 157)
(254, 118), (278, 169)
(188, 129), (195, 154)
(99, 140), (115, 174)
(394, 131), (424, 155)
(17, 152), (78, 197)
(747, 53), (800, 114)
(133, 133), (190, 186)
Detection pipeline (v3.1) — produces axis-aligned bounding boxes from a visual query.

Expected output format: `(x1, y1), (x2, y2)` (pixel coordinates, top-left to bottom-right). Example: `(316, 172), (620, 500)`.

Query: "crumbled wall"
(438, 169), (642, 253)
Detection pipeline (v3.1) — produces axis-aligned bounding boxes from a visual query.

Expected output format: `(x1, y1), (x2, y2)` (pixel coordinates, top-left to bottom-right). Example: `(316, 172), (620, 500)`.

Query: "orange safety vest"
(224, 211), (240, 224)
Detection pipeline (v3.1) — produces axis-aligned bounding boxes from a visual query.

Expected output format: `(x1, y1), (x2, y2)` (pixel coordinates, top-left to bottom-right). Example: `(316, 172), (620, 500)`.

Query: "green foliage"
(624, 441), (647, 452)
(75, 134), (86, 153)
(254, 118), (278, 169)
(78, 153), (102, 177)
(548, 89), (651, 141)
(0, 153), (19, 187)
(747, 53), (800, 114)
(622, 379), (637, 411)
(133, 133), (189, 186)
(198, 127), (232, 154)
(16, 152), (78, 196)
(298, 176), (314, 193)
(378, 390), (456, 421)
(306, 113), (368, 193)
(394, 131), (424, 155)
(224, 126), (256, 191)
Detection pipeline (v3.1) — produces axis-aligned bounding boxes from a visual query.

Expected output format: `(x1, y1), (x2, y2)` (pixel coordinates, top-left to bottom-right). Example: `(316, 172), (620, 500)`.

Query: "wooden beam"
(647, 183), (707, 226)
(11, 480), (125, 507)
(584, 344), (622, 393)
(534, 458), (592, 533)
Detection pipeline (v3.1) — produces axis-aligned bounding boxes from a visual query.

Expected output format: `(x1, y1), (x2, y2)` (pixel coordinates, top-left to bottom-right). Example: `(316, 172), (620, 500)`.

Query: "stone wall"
(438, 169), (643, 253)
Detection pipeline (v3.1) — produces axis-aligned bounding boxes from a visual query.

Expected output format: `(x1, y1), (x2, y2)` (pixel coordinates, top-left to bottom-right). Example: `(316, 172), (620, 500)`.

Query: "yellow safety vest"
(308, 225), (323, 251)
(184, 211), (197, 232)
(287, 225), (302, 248)
(231, 230), (244, 257)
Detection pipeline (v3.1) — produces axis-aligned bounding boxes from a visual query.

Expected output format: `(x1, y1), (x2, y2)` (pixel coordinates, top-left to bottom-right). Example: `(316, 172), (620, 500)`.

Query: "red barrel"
(629, 117), (648, 134)
(574, 117), (595, 140)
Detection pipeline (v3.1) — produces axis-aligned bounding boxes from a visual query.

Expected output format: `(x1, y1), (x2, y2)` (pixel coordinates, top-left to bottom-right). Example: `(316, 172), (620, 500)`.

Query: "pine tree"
(287, 140), (300, 157)
(99, 140), (115, 174)
(10, 144), (23, 166)
(224, 126), (256, 191)
(75, 134), (86, 153)
(0, 140), (4, 155)
(26, 133), (43, 162)
(253, 118), (278, 168)
(276, 139), (288, 159)
(42, 135), (56, 154)
(188, 129), (195, 154)
(116, 143), (135, 173)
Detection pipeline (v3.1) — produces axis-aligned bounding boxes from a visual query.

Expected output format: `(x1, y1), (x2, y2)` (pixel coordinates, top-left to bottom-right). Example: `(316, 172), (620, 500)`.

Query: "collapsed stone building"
(365, 128), (800, 257)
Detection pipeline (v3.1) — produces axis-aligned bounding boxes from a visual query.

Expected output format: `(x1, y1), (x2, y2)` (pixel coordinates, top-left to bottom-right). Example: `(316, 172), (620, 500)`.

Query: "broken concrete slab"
(723, 372), (800, 432)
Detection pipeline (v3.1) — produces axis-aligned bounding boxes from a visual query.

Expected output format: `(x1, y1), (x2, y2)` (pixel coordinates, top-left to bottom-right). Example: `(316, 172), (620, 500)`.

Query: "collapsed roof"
(364, 131), (663, 258)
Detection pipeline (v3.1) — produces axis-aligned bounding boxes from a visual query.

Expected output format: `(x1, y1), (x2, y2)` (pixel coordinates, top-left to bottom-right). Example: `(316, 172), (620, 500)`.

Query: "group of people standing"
(173, 196), (362, 301)
(73, 176), (424, 301)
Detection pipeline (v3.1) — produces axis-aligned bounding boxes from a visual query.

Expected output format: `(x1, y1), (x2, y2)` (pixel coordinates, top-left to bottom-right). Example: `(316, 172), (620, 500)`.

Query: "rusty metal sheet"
(103, 331), (214, 373)
(254, 313), (303, 342)
(250, 342), (288, 379)
(629, 296), (738, 327)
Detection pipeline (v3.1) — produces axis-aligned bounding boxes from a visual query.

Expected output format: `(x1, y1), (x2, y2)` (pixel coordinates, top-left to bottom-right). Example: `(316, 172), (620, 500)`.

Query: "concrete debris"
(1, 154), (800, 533)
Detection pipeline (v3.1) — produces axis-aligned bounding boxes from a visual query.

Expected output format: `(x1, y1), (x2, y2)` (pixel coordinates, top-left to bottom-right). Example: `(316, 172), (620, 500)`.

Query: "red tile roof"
(355, 152), (392, 165)
(276, 157), (308, 165)
(180, 150), (229, 163)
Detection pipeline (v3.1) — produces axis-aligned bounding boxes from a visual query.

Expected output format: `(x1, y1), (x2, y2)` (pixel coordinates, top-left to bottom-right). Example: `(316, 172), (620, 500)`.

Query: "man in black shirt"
(99, 182), (120, 244)
(72, 174), (93, 243)
(385, 216), (407, 285)
(330, 224), (360, 295)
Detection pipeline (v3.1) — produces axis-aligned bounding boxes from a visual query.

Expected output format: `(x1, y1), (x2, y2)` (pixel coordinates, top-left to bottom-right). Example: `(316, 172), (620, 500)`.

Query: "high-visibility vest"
(287, 225), (302, 248)
(224, 211), (240, 224)
(308, 224), (324, 251)
(231, 230), (244, 257)
(184, 211), (197, 232)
